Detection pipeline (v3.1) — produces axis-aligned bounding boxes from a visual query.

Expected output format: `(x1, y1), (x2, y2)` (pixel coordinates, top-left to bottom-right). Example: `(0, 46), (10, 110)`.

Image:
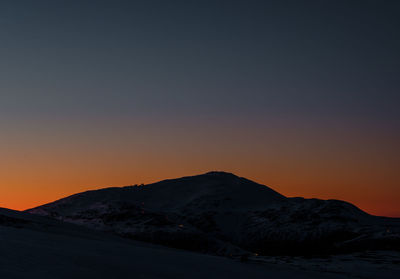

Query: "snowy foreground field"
(1, 208), (399, 279)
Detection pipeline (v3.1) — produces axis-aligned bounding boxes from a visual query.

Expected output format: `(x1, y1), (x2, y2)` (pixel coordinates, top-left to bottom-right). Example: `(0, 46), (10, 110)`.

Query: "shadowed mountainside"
(27, 171), (400, 256)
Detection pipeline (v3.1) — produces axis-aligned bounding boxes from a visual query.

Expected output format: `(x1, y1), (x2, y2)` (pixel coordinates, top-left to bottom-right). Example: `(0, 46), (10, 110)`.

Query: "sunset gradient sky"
(1, 1), (399, 216)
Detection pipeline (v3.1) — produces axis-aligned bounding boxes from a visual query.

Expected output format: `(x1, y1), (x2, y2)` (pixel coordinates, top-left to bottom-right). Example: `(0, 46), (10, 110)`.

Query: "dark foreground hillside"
(1, 207), (357, 279)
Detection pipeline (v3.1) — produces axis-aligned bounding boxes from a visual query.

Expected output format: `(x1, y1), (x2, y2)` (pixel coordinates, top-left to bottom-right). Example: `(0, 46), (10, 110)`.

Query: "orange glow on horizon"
(1, 168), (399, 217)
(1, 116), (399, 217)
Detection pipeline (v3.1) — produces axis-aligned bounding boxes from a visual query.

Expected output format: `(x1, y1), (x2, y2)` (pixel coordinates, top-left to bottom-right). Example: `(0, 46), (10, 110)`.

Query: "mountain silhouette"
(27, 171), (400, 255)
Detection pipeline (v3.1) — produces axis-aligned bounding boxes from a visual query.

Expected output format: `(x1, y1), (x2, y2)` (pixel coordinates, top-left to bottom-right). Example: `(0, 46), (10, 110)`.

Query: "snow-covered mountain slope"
(1, 207), (355, 279)
(27, 171), (400, 255)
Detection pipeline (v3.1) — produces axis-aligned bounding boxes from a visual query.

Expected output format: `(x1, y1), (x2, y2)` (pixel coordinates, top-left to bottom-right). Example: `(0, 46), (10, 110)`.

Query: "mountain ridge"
(27, 171), (400, 256)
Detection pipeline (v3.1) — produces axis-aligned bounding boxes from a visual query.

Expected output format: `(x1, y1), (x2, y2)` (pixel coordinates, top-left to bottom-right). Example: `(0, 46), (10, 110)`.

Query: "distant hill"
(27, 171), (400, 256)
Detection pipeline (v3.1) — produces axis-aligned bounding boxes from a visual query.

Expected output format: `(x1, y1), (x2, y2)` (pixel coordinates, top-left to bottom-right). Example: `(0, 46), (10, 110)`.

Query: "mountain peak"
(204, 171), (238, 177)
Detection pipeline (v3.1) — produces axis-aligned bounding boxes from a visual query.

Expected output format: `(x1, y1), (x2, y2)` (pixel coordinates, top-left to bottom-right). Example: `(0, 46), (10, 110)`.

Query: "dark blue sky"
(1, 0), (399, 120)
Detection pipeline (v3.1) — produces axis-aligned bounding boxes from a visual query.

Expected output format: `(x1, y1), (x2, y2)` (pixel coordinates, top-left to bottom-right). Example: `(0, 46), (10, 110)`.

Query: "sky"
(0, 0), (399, 216)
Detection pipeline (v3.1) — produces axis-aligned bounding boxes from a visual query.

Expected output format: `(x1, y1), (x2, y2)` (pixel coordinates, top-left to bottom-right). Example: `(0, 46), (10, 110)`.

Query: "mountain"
(27, 171), (400, 256)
